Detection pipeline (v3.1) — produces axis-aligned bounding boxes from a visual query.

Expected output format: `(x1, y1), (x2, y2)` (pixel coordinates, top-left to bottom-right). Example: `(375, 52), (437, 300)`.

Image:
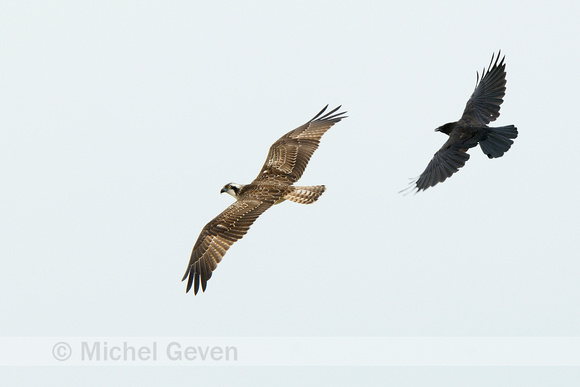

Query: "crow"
(406, 52), (518, 192)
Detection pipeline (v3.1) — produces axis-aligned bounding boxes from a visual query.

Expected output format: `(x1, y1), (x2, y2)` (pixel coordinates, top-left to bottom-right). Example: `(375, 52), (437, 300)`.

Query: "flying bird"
(182, 105), (347, 294)
(406, 51), (518, 192)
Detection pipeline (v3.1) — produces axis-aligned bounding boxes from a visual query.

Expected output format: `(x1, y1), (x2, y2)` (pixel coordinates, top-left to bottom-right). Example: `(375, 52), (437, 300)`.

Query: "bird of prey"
(406, 51), (518, 192)
(182, 105), (347, 294)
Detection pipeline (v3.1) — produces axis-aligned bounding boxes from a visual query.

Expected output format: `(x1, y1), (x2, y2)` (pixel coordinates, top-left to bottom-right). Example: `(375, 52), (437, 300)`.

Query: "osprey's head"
(435, 122), (455, 135)
(220, 183), (243, 199)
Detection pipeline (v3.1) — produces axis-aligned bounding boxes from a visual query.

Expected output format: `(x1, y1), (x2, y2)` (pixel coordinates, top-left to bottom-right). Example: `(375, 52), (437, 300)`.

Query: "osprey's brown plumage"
(183, 105), (347, 294)
(408, 51), (518, 192)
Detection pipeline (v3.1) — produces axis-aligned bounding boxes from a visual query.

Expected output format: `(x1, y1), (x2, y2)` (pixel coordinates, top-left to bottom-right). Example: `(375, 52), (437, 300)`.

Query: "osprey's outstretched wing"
(182, 199), (273, 294)
(459, 52), (507, 126)
(253, 105), (347, 185)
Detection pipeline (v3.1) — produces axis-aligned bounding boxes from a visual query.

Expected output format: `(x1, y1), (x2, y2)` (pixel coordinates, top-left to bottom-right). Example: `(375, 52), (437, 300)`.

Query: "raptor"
(183, 105), (347, 294)
(407, 51), (518, 192)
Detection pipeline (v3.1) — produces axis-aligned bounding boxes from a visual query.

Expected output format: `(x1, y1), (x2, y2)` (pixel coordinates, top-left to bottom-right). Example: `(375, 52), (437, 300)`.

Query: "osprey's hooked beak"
(220, 187), (227, 194)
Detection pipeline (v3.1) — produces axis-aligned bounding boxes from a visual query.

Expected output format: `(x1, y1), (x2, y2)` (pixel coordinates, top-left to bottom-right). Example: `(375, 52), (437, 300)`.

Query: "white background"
(1, 0), (579, 385)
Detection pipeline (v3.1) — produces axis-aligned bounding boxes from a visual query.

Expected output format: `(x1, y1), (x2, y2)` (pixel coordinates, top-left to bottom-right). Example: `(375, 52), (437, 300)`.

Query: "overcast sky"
(2, 0), (580, 385)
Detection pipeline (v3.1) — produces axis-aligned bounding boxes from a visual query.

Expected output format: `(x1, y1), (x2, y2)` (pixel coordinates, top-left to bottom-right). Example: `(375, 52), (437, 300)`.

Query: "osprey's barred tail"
(284, 185), (326, 204)
(480, 125), (518, 159)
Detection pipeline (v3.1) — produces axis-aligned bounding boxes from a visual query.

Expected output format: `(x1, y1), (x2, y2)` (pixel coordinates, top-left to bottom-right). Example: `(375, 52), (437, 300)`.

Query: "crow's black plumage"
(407, 52), (518, 192)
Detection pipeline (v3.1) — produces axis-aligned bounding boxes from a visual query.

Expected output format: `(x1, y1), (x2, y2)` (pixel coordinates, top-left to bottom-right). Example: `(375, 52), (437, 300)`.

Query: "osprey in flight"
(183, 105), (347, 294)
(407, 52), (518, 192)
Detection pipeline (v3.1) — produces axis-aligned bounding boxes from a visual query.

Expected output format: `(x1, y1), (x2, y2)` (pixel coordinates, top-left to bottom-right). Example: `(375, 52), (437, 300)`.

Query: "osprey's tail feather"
(284, 185), (326, 204)
(479, 125), (518, 159)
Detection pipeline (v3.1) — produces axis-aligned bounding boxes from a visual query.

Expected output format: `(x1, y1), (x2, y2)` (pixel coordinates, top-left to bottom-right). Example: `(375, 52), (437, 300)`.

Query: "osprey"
(183, 105), (347, 294)
(407, 51), (518, 192)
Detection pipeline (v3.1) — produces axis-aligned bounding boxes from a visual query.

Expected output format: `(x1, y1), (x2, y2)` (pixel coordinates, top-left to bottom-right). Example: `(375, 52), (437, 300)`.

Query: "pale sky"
(2, 0), (580, 385)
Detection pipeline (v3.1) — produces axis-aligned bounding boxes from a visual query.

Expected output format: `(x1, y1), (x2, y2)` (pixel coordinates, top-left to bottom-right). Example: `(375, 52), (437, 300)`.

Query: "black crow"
(407, 52), (518, 192)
